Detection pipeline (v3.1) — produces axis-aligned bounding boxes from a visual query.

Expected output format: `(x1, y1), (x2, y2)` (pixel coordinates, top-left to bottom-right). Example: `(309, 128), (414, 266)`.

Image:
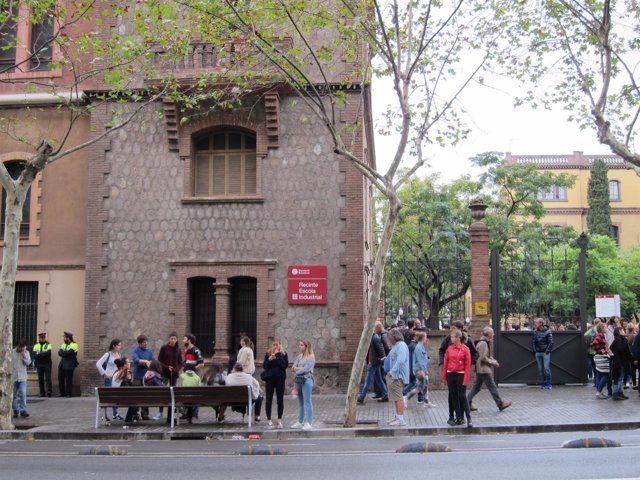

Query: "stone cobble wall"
(91, 98), (354, 389)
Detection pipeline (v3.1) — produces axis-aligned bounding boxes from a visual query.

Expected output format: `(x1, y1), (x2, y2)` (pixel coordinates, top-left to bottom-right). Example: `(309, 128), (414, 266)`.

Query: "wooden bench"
(95, 385), (253, 428)
(173, 385), (253, 427)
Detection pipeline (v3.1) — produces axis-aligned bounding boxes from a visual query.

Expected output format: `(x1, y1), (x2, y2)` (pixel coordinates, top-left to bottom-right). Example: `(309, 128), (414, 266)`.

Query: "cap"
(38, 332), (47, 337)
(63, 331), (73, 336)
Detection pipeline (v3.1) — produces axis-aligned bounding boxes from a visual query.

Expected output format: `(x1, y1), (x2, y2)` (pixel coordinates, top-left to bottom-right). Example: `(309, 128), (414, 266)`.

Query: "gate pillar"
(468, 199), (491, 339)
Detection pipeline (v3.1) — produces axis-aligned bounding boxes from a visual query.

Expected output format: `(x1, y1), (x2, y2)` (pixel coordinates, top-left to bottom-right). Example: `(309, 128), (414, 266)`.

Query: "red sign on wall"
(288, 265), (327, 304)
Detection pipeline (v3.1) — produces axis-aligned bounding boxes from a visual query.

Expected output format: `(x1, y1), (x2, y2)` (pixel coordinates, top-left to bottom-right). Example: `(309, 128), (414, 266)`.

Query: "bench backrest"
(96, 386), (172, 407)
(172, 385), (251, 407)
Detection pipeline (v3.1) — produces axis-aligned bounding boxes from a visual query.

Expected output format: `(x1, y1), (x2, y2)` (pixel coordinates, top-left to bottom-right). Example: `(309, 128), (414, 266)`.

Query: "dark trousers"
(265, 377), (286, 420)
(58, 367), (74, 397)
(467, 372), (503, 407)
(132, 379), (149, 418)
(37, 365), (52, 396)
(446, 372), (471, 422)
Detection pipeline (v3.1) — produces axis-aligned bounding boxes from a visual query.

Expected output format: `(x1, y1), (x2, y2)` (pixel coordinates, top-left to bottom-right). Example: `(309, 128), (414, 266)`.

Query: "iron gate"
(492, 234), (589, 384)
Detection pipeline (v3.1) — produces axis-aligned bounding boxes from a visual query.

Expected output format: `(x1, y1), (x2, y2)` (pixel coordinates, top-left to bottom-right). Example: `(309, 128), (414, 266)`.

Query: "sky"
(372, 77), (614, 184)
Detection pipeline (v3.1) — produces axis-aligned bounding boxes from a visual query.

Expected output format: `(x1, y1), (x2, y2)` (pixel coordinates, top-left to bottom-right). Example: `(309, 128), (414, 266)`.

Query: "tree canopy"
(587, 158), (613, 238)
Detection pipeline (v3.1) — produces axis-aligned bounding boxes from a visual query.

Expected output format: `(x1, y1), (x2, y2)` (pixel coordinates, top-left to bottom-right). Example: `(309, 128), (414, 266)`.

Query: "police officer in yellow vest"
(58, 331), (79, 397)
(33, 332), (53, 397)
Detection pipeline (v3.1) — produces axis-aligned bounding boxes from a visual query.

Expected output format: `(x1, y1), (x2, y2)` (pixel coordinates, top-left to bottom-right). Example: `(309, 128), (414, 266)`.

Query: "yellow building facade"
(505, 151), (640, 249)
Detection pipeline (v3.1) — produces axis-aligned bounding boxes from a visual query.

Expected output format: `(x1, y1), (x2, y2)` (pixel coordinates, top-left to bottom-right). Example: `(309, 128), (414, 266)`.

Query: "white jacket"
(12, 348), (32, 382)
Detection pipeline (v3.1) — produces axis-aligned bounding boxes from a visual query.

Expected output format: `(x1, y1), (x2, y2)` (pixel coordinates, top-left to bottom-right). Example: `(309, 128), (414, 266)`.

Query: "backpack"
(467, 339), (479, 366)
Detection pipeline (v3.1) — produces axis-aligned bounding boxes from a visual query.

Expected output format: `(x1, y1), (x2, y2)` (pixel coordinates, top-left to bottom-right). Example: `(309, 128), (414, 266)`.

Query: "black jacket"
(368, 333), (386, 366)
(262, 351), (289, 379)
(532, 327), (553, 353)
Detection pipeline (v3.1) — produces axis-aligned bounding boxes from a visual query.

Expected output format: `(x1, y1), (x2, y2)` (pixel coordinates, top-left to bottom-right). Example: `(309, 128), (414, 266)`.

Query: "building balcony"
(145, 38), (293, 85)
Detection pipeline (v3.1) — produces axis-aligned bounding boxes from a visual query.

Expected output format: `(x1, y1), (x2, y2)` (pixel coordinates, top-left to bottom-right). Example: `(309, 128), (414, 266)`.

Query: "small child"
(405, 332), (436, 407)
(178, 366), (202, 424)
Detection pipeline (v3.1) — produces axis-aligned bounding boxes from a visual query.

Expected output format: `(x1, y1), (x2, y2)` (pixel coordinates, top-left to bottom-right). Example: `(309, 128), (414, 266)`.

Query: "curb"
(2, 421), (640, 441)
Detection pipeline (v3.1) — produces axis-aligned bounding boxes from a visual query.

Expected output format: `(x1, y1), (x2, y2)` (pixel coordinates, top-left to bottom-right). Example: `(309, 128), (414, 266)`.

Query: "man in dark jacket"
(357, 321), (388, 404)
(57, 332), (79, 397)
(532, 317), (553, 389)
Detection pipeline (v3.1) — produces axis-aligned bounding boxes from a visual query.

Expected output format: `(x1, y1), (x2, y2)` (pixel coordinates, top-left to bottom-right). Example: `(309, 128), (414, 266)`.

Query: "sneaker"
(302, 422), (313, 430)
(447, 418), (456, 426)
(455, 418), (465, 426)
(152, 413), (163, 421)
(113, 414), (125, 421)
(467, 421), (473, 428)
(403, 396), (408, 408)
(387, 418), (406, 427)
(470, 404), (478, 411)
(498, 401), (512, 411)
(277, 421), (283, 429)
(356, 398), (365, 405)
(416, 399), (424, 404)
(377, 397), (389, 403)
(266, 420), (274, 429)
(424, 401), (437, 408)
(291, 421), (303, 429)
(20, 412), (29, 418)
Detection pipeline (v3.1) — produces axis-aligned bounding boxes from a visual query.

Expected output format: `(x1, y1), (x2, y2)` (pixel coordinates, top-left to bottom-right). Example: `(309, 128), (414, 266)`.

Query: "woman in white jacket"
(96, 339), (122, 421)
(236, 336), (256, 375)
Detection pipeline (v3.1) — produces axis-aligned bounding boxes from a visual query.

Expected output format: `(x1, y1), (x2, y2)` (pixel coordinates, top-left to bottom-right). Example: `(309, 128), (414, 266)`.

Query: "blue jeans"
(297, 377), (314, 424)
(535, 352), (552, 387)
(12, 381), (27, 414)
(595, 370), (609, 394)
(103, 377), (118, 417)
(358, 364), (387, 401)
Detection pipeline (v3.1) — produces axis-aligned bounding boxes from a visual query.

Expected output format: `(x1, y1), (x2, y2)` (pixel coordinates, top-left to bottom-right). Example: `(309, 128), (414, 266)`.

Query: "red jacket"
(441, 343), (471, 385)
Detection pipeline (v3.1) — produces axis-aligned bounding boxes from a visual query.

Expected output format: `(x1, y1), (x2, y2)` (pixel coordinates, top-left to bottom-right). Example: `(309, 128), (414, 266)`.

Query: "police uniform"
(58, 332), (79, 397)
(33, 332), (52, 397)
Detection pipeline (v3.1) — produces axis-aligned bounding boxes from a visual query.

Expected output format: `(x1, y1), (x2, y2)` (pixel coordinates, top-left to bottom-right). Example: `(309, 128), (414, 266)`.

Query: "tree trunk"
(0, 184), (29, 430)
(343, 193), (401, 427)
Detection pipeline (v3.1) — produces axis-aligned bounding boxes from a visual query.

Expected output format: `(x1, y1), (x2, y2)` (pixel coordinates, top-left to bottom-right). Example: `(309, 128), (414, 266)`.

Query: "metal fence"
(382, 258), (470, 329)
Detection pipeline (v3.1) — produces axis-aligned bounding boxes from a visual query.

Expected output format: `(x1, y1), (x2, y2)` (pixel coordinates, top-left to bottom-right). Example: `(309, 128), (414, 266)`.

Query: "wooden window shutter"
(244, 154), (256, 194)
(228, 154), (242, 194)
(212, 155), (226, 195)
(195, 154), (211, 196)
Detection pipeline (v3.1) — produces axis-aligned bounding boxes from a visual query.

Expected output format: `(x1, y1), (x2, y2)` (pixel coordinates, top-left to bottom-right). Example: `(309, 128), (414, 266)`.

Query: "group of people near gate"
(93, 332), (317, 429)
(585, 316), (640, 401)
(12, 331), (79, 418)
(357, 319), (512, 428)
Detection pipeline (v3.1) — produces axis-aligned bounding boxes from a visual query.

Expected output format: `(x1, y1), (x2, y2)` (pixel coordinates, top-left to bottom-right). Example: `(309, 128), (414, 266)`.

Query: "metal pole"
(577, 233), (589, 330)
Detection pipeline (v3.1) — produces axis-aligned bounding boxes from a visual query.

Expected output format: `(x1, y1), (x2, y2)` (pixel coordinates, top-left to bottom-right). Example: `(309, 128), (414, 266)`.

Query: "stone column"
(468, 199), (491, 339)
(211, 281), (231, 366)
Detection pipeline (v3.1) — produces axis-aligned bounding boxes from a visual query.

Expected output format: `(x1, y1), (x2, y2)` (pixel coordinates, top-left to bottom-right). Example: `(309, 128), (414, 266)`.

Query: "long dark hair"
(108, 338), (121, 351)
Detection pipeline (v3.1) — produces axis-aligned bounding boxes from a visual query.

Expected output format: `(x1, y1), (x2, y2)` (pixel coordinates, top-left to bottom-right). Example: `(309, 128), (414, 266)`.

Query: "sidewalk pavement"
(3, 384), (639, 440)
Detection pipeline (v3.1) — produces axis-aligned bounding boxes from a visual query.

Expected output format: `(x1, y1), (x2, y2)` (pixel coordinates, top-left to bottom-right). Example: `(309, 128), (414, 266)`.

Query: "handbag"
(260, 370), (268, 381)
(291, 385), (299, 397)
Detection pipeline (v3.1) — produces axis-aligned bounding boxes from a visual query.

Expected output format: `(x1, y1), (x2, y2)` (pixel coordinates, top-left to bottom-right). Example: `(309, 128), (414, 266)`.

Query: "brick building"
(0, 4), (374, 394)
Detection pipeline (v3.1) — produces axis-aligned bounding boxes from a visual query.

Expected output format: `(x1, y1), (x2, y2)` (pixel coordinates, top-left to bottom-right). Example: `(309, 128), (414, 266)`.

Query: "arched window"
(189, 277), (216, 356)
(193, 130), (257, 197)
(0, 161), (31, 239)
(231, 276), (257, 350)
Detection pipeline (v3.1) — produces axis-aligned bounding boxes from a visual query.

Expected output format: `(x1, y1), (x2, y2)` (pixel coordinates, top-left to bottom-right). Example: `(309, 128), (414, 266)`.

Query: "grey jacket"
(13, 348), (32, 382)
(475, 339), (498, 374)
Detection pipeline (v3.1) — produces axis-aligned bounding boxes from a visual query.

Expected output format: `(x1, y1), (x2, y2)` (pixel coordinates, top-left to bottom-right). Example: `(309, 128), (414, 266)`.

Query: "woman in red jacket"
(441, 329), (472, 427)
